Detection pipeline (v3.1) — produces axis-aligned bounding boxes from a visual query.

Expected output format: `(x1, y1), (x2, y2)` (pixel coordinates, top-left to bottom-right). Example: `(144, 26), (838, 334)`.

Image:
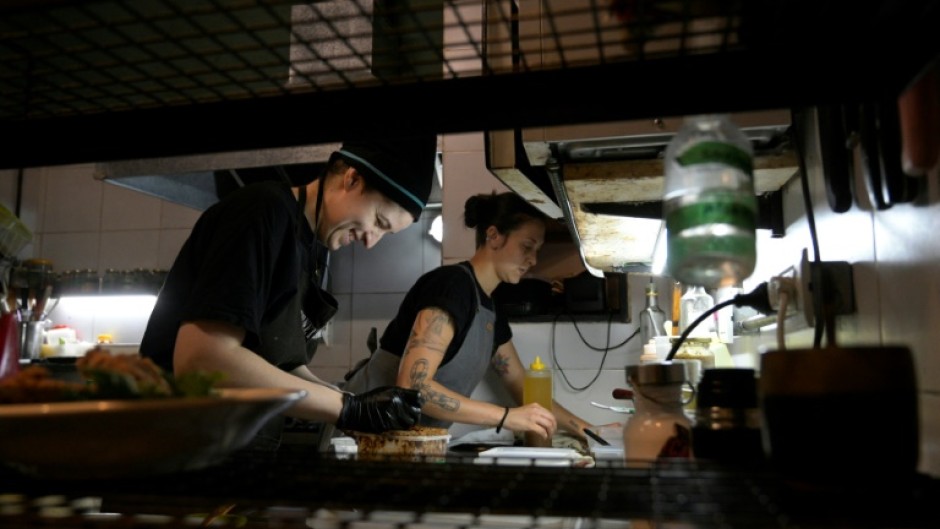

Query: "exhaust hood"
(93, 145), (339, 211)
(486, 110), (799, 275)
(93, 0), (444, 212)
(481, 1), (800, 276)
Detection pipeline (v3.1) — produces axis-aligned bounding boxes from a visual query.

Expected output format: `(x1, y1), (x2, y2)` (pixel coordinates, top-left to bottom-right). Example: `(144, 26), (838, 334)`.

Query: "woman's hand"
(336, 386), (424, 433)
(504, 403), (557, 440)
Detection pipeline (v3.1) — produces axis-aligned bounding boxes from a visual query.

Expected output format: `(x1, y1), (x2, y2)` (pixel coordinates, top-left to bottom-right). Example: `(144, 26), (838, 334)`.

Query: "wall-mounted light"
(429, 214), (443, 243)
(54, 294), (158, 319)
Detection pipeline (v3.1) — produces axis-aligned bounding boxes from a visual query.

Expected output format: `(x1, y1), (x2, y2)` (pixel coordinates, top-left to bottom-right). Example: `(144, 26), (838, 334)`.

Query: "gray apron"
(344, 264), (496, 429)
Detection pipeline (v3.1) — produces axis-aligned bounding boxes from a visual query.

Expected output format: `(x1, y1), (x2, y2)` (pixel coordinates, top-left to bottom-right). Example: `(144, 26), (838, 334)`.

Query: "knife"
(582, 428), (610, 446)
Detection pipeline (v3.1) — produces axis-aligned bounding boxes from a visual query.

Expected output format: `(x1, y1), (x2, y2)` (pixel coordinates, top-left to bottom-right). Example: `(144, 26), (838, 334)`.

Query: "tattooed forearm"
(404, 309), (451, 355)
(491, 352), (510, 376)
(409, 359), (460, 412)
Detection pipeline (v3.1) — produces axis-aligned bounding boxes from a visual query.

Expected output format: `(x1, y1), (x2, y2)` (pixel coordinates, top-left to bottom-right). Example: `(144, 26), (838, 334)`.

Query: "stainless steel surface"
(93, 144), (340, 210)
(17, 320), (44, 361)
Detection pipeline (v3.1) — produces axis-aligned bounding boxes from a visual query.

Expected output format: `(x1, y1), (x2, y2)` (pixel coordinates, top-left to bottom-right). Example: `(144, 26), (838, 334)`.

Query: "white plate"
(474, 447), (585, 467)
(0, 387), (305, 479)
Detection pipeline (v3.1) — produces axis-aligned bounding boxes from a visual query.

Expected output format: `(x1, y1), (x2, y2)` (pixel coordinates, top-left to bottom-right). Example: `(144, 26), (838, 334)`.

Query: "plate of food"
(0, 349), (305, 479)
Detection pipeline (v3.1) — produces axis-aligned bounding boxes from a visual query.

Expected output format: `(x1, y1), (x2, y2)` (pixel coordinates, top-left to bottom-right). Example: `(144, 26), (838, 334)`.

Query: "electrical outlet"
(799, 248), (857, 327)
(767, 275), (800, 314)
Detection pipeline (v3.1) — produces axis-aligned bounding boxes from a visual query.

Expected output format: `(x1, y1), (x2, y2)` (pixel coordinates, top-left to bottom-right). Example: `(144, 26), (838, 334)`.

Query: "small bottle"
(523, 356), (553, 448)
(622, 362), (691, 467)
(679, 285), (715, 337)
(639, 281), (666, 347)
(692, 368), (765, 465)
(664, 114), (757, 289)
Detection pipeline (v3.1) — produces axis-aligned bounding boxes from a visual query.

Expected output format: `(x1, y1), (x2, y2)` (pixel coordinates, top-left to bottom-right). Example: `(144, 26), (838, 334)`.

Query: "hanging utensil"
(875, 98), (921, 205)
(817, 104), (854, 213)
(859, 102), (891, 210)
(590, 401), (634, 414)
(31, 284), (53, 322)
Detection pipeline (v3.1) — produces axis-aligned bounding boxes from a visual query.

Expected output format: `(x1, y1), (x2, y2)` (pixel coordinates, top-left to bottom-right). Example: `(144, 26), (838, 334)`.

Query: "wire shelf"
(0, 0), (937, 167)
(0, 0), (746, 121)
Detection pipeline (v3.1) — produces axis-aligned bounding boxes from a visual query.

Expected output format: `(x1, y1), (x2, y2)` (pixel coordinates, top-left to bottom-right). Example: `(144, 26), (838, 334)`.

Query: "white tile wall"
(3, 123), (938, 477)
(440, 133), (508, 264)
(0, 164), (201, 345)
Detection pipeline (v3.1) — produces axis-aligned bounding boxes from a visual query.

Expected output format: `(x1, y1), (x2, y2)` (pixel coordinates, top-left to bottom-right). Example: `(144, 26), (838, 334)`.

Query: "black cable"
(550, 311), (639, 392)
(791, 109), (826, 349)
(665, 282), (774, 361)
(556, 311), (636, 351)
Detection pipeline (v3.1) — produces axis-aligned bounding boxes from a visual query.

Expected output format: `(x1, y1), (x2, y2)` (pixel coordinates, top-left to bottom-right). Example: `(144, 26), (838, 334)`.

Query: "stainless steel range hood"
(94, 0), (444, 212)
(486, 110), (799, 275)
(93, 145), (340, 211)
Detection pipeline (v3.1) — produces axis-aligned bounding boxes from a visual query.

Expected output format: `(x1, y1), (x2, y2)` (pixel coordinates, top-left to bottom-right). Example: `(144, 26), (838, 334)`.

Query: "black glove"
(336, 386), (423, 433)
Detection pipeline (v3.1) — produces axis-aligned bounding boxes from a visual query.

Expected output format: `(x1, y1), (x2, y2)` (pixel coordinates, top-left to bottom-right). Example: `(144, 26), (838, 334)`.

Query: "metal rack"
(1, 0), (937, 168)
(1, 447), (938, 528)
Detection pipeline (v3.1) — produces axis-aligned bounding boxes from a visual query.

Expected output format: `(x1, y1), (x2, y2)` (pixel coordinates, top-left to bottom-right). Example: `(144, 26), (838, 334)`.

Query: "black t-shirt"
(140, 181), (318, 372)
(378, 262), (512, 365)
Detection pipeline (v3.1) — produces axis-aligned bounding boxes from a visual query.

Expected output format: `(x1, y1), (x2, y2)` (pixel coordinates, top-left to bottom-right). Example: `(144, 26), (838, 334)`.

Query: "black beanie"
(333, 135), (437, 221)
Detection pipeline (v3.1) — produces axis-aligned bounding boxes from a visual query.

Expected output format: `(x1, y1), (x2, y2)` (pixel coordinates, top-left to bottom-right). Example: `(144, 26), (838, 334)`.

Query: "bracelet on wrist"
(495, 406), (510, 433)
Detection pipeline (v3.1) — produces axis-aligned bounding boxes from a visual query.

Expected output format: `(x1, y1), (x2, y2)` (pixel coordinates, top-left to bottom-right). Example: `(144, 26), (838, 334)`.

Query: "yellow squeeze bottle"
(523, 356), (553, 448)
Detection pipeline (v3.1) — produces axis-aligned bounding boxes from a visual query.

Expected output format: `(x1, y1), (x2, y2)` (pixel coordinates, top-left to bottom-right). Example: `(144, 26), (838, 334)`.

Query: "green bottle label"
(676, 141), (753, 175)
(666, 195), (757, 234)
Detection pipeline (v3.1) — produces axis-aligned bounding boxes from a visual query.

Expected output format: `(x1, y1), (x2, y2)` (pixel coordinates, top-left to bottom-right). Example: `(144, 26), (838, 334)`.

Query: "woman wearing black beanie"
(140, 135), (437, 449)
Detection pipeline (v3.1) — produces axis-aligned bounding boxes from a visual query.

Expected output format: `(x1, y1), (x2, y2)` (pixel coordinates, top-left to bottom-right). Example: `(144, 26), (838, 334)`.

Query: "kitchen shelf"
(1, 0), (937, 169)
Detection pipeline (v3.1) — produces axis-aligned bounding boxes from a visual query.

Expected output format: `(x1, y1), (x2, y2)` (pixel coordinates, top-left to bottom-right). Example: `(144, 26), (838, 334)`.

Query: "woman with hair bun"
(343, 191), (596, 444)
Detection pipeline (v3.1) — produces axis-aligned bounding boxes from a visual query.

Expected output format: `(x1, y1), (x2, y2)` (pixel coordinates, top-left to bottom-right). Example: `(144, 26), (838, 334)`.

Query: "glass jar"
(622, 362), (691, 467)
(673, 337), (712, 411)
(692, 368), (764, 465)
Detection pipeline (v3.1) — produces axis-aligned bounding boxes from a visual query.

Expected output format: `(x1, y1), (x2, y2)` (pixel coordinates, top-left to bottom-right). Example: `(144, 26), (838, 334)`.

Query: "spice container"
(622, 362), (691, 467)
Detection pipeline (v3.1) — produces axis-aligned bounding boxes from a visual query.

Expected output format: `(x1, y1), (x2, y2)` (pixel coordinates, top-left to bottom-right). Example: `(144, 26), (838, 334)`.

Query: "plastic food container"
(347, 428), (450, 462)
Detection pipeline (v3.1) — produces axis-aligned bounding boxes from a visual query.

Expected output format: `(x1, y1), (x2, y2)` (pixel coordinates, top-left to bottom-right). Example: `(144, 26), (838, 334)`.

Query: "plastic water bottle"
(663, 115), (757, 289)
(523, 356), (553, 448)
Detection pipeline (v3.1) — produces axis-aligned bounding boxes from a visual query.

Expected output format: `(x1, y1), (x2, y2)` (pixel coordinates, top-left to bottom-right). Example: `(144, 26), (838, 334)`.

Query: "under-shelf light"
(53, 294), (157, 319)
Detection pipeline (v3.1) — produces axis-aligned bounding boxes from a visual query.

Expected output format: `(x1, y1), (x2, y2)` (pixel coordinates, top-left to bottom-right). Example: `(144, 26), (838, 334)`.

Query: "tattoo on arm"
(404, 309), (451, 356)
(491, 352), (510, 376)
(409, 359), (459, 412)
